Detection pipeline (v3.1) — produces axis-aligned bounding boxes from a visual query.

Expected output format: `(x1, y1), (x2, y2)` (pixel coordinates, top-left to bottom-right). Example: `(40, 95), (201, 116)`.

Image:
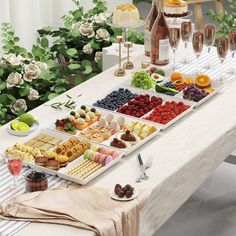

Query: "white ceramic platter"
(110, 189), (139, 201)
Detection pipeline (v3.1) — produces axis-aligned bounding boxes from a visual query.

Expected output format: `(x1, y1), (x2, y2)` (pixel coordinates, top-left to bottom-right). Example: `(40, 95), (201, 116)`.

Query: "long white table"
(1, 45), (236, 236)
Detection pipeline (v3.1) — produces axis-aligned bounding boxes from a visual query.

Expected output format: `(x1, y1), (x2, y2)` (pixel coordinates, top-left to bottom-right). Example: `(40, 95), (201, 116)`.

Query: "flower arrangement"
(0, 23), (69, 125)
(37, 0), (144, 85)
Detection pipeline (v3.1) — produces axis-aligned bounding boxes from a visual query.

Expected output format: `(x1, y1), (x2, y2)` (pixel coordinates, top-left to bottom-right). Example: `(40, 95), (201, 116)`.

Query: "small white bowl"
(7, 120), (39, 137)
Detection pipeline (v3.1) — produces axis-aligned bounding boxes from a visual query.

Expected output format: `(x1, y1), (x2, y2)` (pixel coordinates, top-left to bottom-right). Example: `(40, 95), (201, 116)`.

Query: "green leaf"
(68, 63), (81, 70)
(70, 29), (81, 37)
(48, 93), (58, 100)
(41, 37), (49, 48)
(66, 48), (77, 56)
(55, 86), (66, 94)
(75, 77), (84, 85)
(0, 68), (4, 77)
(0, 93), (16, 105)
(19, 84), (30, 96)
(0, 81), (6, 90)
(41, 70), (51, 80)
(82, 60), (92, 75)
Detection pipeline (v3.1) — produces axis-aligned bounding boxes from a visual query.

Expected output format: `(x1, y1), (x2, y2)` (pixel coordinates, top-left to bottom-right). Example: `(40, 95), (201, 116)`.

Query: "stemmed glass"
(192, 31), (204, 75)
(169, 27), (180, 71)
(203, 24), (216, 69)
(7, 155), (23, 188)
(227, 31), (236, 75)
(181, 20), (192, 64)
(217, 37), (229, 82)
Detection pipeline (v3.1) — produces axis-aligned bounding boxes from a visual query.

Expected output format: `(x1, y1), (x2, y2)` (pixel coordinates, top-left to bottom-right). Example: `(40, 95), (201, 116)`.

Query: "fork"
(136, 154), (153, 183)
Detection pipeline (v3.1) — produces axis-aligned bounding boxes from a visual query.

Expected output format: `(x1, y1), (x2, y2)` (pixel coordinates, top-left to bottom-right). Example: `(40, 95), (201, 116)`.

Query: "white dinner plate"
(110, 189), (139, 201)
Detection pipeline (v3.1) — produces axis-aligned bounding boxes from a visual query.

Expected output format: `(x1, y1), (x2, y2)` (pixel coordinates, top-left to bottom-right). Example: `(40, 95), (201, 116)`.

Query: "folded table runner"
(0, 184), (150, 236)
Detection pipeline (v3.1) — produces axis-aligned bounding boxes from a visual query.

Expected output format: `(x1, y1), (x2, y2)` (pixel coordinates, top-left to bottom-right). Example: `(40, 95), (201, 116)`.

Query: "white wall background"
(0, 0), (132, 50)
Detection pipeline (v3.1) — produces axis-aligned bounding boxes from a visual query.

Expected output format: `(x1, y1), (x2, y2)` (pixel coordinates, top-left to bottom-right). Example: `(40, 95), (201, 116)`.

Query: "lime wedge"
(18, 122), (30, 132)
(11, 120), (20, 131)
(155, 84), (179, 93)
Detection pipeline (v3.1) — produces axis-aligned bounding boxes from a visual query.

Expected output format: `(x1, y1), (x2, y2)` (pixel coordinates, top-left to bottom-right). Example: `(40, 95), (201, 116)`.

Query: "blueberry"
(80, 114), (86, 119)
(70, 111), (76, 116)
(81, 105), (86, 110)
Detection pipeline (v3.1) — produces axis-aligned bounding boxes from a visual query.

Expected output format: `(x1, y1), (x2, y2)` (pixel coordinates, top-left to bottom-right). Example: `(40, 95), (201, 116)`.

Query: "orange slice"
(195, 74), (211, 89)
(171, 72), (183, 82)
(173, 79), (184, 86)
(204, 87), (215, 93)
(183, 78), (193, 86)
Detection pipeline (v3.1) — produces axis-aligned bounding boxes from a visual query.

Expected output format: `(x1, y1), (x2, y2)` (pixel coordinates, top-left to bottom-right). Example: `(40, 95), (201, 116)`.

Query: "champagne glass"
(169, 27), (180, 71)
(204, 24), (216, 69)
(217, 37), (229, 82)
(7, 155), (23, 188)
(192, 31), (204, 75)
(181, 20), (192, 64)
(227, 31), (236, 75)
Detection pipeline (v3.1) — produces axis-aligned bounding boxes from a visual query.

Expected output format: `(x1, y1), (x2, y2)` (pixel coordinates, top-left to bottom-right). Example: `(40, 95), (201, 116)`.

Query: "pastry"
(55, 155), (69, 167)
(75, 118), (88, 130)
(110, 138), (127, 149)
(67, 160), (102, 180)
(120, 130), (137, 142)
(44, 152), (57, 160)
(46, 159), (60, 171)
(164, 0), (188, 17)
(35, 156), (48, 167)
(113, 4), (140, 28)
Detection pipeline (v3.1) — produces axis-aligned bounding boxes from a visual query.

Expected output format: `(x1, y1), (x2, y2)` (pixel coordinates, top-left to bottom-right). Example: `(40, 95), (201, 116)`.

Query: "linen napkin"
(0, 184), (150, 236)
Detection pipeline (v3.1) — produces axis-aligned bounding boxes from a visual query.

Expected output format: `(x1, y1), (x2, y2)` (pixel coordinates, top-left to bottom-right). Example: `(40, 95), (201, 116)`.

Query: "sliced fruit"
(173, 79), (184, 86)
(19, 113), (35, 127)
(11, 120), (20, 131)
(155, 84), (178, 93)
(155, 69), (165, 76)
(17, 122), (30, 132)
(204, 87), (215, 93)
(171, 72), (183, 82)
(195, 74), (211, 89)
(183, 78), (193, 85)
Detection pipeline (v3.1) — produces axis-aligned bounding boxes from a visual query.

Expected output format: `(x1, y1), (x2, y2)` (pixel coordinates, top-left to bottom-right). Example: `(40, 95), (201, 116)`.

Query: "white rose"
(3, 54), (25, 66)
(28, 88), (39, 101)
(95, 28), (110, 41)
(95, 51), (103, 62)
(83, 43), (93, 54)
(23, 64), (41, 82)
(94, 13), (108, 24)
(35, 61), (48, 71)
(10, 99), (27, 115)
(72, 22), (82, 30)
(6, 72), (24, 89)
(79, 22), (95, 38)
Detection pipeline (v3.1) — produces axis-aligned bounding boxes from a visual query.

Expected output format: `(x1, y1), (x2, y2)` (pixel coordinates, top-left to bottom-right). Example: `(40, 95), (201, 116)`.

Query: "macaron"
(84, 149), (94, 160)
(35, 156), (48, 167)
(46, 159), (60, 171)
(90, 144), (100, 152)
(44, 152), (57, 160)
(110, 151), (120, 159)
(95, 153), (105, 163)
(104, 155), (113, 166)
(55, 155), (69, 167)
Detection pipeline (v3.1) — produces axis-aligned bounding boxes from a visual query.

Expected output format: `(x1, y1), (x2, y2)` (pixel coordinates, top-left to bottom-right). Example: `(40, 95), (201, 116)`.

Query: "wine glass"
(169, 27), (180, 71)
(7, 155), (23, 188)
(227, 31), (236, 75)
(204, 24), (216, 69)
(192, 31), (204, 75)
(181, 20), (192, 64)
(217, 37), (229, 82)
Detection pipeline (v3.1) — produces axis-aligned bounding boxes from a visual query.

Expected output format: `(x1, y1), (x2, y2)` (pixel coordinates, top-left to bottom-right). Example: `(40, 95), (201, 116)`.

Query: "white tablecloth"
(1, 45), (236, 236)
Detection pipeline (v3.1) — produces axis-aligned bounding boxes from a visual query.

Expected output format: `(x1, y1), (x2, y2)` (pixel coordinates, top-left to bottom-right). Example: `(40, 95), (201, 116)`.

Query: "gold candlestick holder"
(114, 36), (126, 77)
(123, 42), (134, 70)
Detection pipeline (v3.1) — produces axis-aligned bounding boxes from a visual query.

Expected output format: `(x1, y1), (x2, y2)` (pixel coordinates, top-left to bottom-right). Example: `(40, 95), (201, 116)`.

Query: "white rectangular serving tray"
(122, 72), (224, 108)
(3, 128), (125, 185)
(48, 105), (161, 156)
(89, 84), (195, 130)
